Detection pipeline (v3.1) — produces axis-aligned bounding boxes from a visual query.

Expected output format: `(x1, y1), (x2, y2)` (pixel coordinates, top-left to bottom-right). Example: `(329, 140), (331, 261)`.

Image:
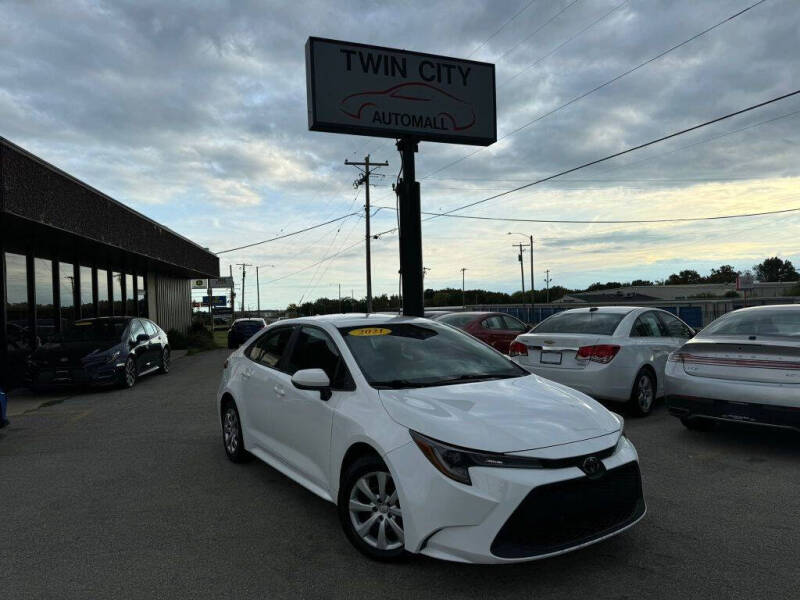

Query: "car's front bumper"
(27, 362), (123, 388)
(386, 434), (644, 563)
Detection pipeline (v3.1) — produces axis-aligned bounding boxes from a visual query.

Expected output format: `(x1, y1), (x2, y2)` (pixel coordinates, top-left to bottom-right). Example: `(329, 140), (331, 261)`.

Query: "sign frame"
(306, 36), (497, 146)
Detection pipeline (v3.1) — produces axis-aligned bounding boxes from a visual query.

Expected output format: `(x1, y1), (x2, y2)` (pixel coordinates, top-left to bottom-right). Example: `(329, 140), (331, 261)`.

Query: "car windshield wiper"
(439, 373), (521, 384)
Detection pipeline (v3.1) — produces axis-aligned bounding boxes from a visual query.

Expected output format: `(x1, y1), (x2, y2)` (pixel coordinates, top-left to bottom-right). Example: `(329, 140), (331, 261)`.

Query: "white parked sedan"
(665, 304), (800, 431)
(509, 307), (695, 416)
(217, 314), (645, 563)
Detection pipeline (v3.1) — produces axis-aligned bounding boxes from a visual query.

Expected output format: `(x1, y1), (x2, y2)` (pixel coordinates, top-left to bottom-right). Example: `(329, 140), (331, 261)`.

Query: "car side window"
(657, 312), (693, 338)
(142, 320), (157, 337)
(482, 316), (506, 330)
(129, 319), (146, 342)
(246, 327), (294, 369)
(283, 326), (355, 391)
(631, 312), (665, 337)
(502, 315), (527, 332)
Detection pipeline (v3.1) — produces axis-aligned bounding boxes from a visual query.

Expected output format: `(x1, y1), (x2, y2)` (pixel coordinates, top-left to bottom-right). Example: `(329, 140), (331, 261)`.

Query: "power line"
(215, 211), (360, 254)
(494, 0), (581, 61)
(422, 0), (770, 181)
(371, 88), (800, 236)
(372, 204), (800, 224)
(261, 239), (366, 287)
(466, 0), (539, 58)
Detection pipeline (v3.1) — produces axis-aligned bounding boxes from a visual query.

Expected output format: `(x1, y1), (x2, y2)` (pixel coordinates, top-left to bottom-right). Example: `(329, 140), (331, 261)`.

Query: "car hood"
(32, 341), (119, 363)
(378, 374), (621, 453)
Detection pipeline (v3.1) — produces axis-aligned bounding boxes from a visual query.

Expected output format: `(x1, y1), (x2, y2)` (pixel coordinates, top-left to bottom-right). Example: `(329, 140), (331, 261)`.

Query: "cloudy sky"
(2, 0), (799, 309)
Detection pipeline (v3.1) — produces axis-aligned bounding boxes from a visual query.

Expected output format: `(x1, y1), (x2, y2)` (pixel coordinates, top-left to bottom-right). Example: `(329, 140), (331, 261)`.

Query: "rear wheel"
(628, 368), (656, 416)
(338, 455), (406, 561)
(681, 416), (717, 431)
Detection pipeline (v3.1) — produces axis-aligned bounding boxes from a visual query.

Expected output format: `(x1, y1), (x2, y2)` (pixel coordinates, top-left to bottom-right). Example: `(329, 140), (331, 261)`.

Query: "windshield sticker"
(349, 327), (392, 337)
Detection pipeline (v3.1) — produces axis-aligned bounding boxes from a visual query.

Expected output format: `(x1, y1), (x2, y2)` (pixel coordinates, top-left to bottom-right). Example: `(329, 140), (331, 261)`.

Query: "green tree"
(706, 265), (739, 284)
(753, 257), (799, 282)
(666, 269), (702, 285)
(630, 279), (653, 286)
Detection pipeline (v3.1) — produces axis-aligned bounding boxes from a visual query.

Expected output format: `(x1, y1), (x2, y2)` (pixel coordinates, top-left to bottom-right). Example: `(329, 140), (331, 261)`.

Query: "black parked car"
(227, 318), (266, 349)
(27, 317), (170, 390)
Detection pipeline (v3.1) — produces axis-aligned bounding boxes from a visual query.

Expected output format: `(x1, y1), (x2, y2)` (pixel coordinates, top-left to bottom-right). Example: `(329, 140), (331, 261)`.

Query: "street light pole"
(460, 267), (467, 308)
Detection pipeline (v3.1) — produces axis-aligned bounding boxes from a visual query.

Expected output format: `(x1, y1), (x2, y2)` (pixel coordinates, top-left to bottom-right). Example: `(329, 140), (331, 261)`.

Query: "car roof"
(555, 306), (639, 315)
(727, 304), (800, 313)
(275, 313), (430, 328)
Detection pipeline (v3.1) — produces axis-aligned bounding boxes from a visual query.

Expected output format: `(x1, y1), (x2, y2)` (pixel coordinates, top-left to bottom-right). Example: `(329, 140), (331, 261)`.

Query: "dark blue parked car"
(227, 318), (266, 349)
(0, 387), (8, 427)
(26, 317), (170, 390)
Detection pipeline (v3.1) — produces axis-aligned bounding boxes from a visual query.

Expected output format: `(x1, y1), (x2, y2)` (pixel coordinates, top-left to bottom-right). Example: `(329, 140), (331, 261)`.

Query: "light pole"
(255, 264), (275, 317)
(460, 268), (467, 308)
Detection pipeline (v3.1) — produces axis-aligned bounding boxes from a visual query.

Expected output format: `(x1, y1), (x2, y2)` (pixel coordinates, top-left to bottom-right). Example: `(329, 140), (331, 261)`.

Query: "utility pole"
(516, 243), (526, 299)
(256, 267), (260, 317)
(338, 283), (342, 313)
(544, 269), (552, 303)
(345, 155), (388, 313)
(508, 233), (535, 320)
(461, 268), (467, 308)
(236, 263), (252, 314)
(229, 265), (235, 320)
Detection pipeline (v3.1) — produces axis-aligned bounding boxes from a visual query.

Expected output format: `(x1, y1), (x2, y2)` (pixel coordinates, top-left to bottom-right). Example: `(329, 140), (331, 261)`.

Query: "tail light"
(576, 344), (620, 364)
(509, 341), (528, 356)
(667, 351), (688, 363)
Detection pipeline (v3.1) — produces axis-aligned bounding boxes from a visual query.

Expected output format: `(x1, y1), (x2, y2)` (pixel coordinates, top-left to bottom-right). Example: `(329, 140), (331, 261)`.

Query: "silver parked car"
(510, 307), (694, 416)
(665, 304), (800, 431)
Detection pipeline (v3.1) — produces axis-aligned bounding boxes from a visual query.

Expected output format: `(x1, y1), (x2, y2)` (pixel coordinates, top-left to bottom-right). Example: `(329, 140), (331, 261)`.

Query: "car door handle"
(274, 385), (286, 397)
(242, 369), (253, 379)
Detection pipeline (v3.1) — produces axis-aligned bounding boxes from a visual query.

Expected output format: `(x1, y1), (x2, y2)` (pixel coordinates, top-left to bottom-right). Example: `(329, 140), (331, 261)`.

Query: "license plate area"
(540, 351), (562, 365)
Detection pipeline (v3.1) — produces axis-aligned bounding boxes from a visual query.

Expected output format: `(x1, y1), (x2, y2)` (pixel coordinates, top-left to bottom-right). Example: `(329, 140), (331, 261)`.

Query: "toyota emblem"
(581, 456), (605, 478)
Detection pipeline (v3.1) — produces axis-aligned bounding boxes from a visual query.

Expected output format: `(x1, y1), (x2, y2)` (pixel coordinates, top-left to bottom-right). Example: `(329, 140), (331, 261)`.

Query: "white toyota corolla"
(216, 314), (645, 563)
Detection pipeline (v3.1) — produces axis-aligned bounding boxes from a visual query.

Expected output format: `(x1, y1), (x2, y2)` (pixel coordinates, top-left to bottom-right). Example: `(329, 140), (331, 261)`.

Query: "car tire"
(680, 416), (717, 431)
(338, 455), (407, 561)
(158, 347), (171, 374)
(119, 357), (137, 389)
(221, 401), (251, 463)
(628, 368), (656, 417)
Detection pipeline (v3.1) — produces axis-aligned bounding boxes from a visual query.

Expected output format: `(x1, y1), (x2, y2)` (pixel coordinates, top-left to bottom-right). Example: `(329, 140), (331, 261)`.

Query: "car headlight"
(409, 430), (544, 486)
(611, 412), (625, 435)
(106, 351), (120, 364)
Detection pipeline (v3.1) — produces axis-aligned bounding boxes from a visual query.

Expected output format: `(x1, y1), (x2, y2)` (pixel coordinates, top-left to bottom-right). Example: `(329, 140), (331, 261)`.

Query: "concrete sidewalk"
(5, 348), (189, 417)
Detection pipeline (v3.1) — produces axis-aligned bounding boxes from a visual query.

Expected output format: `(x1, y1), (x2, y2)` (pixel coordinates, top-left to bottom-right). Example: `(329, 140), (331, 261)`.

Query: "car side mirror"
(136, 333), (149, 343)
(291, 368), (332, 401)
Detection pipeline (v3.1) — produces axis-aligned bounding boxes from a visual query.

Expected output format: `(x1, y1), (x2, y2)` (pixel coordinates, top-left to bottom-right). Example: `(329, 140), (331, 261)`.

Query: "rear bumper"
(666, 394), (800, 431)
(515, 362), (633, 402)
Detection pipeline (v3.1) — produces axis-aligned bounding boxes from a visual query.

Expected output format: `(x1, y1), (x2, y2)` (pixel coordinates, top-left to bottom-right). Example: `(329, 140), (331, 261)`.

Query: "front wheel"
(338, 455), (406, 561)
(221, 402), (251, 463)
(119, 357), (137, 389)
(628, 368), (656, 416)
(158, 347), (171, 374)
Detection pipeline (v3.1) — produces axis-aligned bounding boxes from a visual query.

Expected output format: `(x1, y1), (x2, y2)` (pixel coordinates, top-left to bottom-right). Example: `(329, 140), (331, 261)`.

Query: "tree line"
(285, 256), (798, 316)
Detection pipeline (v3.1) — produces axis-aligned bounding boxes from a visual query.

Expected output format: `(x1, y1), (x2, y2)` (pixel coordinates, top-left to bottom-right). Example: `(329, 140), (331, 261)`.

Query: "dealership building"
(1, 137), (219, 390)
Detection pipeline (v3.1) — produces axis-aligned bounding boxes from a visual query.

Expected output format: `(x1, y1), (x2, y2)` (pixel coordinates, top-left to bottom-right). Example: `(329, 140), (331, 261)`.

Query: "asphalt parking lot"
(1, 348), (798, 599)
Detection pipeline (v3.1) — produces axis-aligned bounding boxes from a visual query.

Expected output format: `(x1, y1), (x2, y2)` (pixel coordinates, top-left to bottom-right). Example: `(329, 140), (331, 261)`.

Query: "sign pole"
(397, 136), (423, 317)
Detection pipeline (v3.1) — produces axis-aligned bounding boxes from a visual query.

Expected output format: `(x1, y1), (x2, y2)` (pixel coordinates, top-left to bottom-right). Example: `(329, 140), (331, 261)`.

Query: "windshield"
(532, 311), (625, 335)
(339, 321), (527, 389)
(234, 320), (264, 332)
(60, 320), (128, 343)
(437, 314), (475, 328)
(699, 308), (800, 339)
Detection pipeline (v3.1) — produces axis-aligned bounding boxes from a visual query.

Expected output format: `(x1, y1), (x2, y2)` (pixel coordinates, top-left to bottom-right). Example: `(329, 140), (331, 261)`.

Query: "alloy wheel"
(637, 374), (654, 412)
(348, 471), (404, 551)
(125, 359), (136, 387)
(223, 407), (240, 456)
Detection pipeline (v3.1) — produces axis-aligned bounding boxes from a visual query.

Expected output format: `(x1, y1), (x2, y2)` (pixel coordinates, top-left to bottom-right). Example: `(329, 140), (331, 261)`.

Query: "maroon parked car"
(434, 312), (530, 354)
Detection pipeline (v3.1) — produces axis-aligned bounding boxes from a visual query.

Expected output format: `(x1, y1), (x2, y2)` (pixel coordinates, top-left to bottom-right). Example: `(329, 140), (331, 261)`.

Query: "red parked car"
(434, 312), (530, 354)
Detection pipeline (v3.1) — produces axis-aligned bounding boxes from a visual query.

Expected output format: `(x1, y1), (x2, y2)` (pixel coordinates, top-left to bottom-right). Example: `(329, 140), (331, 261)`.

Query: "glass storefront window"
(5, 252), (31, 389)
(112, 271), (123, 315)
(125, 273), (135, 315)
(136, 275), (146, 317)
(97, 269), (109, 315)
(59, 262), (75, 327)
(34, 258), (55, 340)
(80, 266), (94, 318)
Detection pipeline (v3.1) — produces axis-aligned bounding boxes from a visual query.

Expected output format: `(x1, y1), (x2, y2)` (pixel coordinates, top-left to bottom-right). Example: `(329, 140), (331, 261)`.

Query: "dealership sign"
(306, 37), (496, 146)
(192, 277), (234, 289)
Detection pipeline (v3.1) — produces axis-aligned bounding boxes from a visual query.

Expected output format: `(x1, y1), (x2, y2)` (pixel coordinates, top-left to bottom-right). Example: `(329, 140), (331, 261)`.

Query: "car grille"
(491, 461), (645, 559)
